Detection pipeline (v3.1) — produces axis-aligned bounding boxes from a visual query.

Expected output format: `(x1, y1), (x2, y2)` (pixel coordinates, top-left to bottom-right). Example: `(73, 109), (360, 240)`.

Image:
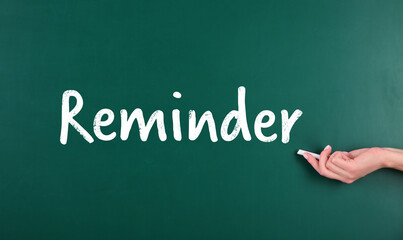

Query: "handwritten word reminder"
(60, 87), (302, 144)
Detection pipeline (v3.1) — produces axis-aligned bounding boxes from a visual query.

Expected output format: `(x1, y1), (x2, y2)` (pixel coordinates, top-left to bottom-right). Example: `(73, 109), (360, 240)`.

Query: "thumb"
(321, 145), (332, 157)
(319, 145), (332, 171)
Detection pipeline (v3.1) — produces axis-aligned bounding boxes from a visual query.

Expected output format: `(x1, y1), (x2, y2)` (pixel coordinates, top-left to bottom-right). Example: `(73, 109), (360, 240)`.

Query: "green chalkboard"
(1, 0), (403, 239)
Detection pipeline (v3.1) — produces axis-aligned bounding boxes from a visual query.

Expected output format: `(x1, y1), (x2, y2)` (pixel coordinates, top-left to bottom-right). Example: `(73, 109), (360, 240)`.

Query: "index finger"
(304, 152), (320, 173)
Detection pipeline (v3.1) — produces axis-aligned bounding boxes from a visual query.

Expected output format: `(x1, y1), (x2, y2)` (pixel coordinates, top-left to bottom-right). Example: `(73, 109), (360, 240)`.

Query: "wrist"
(381, 148), (403, 170)
(373, 147), (389, 169)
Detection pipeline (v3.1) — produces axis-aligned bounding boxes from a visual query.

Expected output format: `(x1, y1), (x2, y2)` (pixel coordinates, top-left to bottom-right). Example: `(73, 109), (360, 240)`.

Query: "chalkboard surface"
(1, 0), (403, 239)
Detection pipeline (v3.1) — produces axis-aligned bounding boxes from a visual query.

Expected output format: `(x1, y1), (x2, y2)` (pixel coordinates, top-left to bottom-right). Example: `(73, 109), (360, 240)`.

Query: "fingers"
(330, 151), (353, 169)
(326, 163), (347, 177)
(304, 152), (340, 180)
(326, 156), (350, 179)
(327, 151), (356, 183)
(303, 146), (351, 183)
(316, 145), (345, 181)
(319, 145), (332, 173)
(304, 152), (320, 173)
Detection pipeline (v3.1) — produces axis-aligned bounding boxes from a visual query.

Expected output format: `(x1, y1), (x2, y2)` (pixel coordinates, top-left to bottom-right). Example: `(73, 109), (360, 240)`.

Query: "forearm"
(382, 148), (403, 171)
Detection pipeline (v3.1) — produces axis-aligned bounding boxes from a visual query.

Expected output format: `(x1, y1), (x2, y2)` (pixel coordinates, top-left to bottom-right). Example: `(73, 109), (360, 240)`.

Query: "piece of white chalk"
(297, 149), (320, 159)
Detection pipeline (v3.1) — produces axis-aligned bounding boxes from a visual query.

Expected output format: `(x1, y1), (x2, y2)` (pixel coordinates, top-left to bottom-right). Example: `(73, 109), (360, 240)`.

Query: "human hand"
(303, 146), (386, 184)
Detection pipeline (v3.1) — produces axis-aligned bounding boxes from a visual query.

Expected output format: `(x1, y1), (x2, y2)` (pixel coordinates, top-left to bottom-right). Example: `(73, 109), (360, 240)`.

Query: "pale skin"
(303, 146), (403, 184)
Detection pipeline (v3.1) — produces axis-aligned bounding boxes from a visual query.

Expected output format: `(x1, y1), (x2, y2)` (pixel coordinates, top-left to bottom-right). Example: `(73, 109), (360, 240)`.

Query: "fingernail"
(303, 153), (309, 160)
(325, 145), (330, 150)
